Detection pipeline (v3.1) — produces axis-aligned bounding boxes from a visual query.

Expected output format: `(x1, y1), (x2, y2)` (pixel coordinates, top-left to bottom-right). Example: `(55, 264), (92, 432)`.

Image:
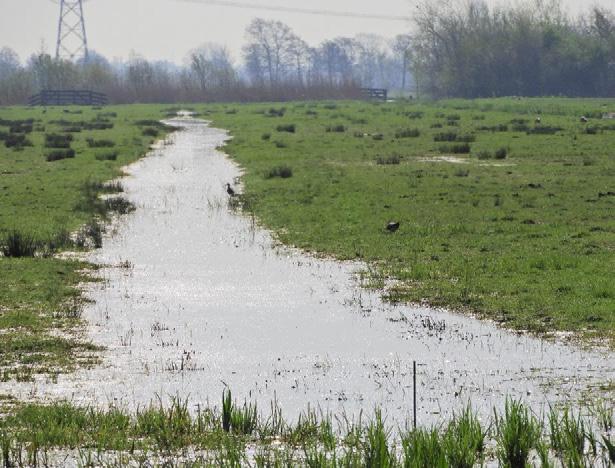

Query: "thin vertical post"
(413, 360), (417, 429)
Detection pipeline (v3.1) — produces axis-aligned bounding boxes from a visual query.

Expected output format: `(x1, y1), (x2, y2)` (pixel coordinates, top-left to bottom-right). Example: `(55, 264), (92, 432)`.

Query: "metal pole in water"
(413, 360), (417, 429)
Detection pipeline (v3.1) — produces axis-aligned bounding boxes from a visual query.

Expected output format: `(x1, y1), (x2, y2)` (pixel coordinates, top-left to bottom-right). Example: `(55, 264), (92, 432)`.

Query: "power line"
(173, 0), (412, 22)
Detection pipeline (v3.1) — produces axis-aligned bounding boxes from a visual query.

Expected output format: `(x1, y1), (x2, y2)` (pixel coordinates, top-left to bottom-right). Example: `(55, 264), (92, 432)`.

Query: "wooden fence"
(360, 88), (388, 101)
(28, 90), (108, 106)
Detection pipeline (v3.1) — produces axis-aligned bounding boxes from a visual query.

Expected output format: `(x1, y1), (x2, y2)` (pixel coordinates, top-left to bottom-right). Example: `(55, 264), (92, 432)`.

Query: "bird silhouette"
(386, 221), (400, 232)
(225, 183), (236, 196)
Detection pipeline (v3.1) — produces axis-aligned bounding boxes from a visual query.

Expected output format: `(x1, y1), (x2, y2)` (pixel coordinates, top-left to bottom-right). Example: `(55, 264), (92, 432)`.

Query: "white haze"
(0, 0), (613, 64)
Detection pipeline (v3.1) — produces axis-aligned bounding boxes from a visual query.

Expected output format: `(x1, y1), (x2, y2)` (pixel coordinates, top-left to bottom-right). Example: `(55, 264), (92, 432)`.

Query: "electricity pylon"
(55, 0), (89, 62)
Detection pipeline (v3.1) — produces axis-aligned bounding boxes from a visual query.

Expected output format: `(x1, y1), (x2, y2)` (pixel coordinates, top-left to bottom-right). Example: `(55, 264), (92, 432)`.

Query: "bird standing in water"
(226, 183), (235, 196)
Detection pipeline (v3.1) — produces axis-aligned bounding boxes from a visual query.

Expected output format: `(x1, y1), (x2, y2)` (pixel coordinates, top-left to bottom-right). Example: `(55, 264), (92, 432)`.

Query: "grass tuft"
(1, 231), (38, 257)
(494, 398), (541, 468)
(264, 165), (293, 179)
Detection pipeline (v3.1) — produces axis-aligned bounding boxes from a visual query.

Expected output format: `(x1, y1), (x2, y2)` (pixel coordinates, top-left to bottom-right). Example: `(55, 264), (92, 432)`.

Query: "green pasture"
(203, 98), (615, 342)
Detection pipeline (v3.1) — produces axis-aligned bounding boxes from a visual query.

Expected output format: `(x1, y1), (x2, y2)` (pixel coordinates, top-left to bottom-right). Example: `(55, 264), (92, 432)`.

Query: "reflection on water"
(3, 119), (614, 426)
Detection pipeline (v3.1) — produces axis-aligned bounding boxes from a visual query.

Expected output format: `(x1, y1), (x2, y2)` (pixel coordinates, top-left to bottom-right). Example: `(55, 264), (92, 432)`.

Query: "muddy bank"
(4, 119), (614, 425)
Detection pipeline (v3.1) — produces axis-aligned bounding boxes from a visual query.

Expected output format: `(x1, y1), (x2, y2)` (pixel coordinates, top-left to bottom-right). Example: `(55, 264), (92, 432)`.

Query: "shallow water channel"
(9, 119), (615, 426)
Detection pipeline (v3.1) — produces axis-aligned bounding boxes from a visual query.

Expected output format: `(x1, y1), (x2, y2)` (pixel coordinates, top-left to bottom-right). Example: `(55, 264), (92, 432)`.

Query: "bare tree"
(392, 34), (413, 92)
(190, 43), (236, 91)
(287, 36), (310, 86)
(243, 18), (295, 86)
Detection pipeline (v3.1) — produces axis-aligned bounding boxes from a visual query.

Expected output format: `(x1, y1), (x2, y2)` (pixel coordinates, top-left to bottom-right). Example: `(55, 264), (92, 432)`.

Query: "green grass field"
(0, 104), (175, 378)
(1, 97), (614, 382)
(202, 98), (615, 343)
(0, 98), (614, 466)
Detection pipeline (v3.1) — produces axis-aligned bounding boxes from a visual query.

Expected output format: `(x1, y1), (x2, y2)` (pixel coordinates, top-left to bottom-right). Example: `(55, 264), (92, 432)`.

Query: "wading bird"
(226, 183), (235, 196)
(386, 221), (400, 232)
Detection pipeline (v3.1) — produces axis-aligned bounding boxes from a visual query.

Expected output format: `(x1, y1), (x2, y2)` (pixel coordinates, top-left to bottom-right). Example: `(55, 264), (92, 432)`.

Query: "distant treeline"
(1, 1), (613, 104)
(0, 18), (413, 105)
(412, 1), (615, 98)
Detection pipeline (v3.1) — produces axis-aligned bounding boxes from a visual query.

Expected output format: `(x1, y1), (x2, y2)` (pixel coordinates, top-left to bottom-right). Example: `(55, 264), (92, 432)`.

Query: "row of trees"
(3, 1), (614, 104)
(412, 1), (615, 98)
(0, 19), (413, 105)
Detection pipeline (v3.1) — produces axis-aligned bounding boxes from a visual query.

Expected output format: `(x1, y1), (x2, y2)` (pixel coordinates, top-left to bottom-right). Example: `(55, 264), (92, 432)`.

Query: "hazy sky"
(0, 0), (613, 64)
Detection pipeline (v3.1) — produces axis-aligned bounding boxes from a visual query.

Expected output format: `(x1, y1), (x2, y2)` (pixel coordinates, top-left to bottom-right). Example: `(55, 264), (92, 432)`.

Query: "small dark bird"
(580, 116), (589, 123)
(225, 183), (235, 196)
(386, 221), (400, 232)
(535, 116), (541, 124)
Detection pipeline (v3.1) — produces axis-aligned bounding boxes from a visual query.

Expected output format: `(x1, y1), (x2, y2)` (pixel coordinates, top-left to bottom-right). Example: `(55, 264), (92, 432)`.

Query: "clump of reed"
(86, 138), (116, 148)
(276, 124), (296, 133)
(376, 155), (401, 165)
(476, 147), (508, 160)
(264, 165), (293, 179)
(404, 111), (424, 119)
(494, 398), (542, 468)
(104, 197), (135, 214)
(439, 143), (472, 154)
(527, 125), (562, 135)
(46, 149), (76, 162)
(265, 107), (286, 117)
(1, 231), (39, 257)
(1, 227), (77, 257)
(95, 152), (118, 161)
(4, 134), (32, 149)
(44, 133), (73, 148)
(142, 127), (159, 138)
(395, 128), (420, 138)
(326, 124), (346, 133)
(0, 395), (613, 466)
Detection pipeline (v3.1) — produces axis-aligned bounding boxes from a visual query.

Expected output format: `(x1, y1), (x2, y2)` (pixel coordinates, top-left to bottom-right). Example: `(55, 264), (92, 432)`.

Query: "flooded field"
(5, 118), (614, 426)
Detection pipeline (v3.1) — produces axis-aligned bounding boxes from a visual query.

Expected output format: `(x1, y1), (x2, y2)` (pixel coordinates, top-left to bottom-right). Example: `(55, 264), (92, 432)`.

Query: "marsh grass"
(95, 151), (118, 161)
(142, 127), (159, 137)
(86, 138), (116, 148)
(363, 410), (394, 467)
(434, 132), (458, 142)
(527, 125), (563, 135)
(494, 399), (541, 468)
(4, 134), (32, 148)
(104, 197), (135, 214)
(548, 407), (595, 466)
(44, 133), (73, 148)
(326, 124), (346, 133)
(439, 143), (471, 154)
(264, 165), (293, 179)
(265, 107), (286, 117)
(46, 149), (76, 162)
(395, 128), (420, 138)
(376, 155), (401, 165)
(276, 124), (296, 133)
(401, 428), (447, 468)
(443, 406), (486, 468)
(1, 396), (610, 466)
(1, 231), (38, 257)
